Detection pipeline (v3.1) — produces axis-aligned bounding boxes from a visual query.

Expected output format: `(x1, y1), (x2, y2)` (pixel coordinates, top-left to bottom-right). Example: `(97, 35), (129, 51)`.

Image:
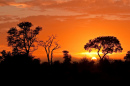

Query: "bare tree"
(39, 35), (60, 64)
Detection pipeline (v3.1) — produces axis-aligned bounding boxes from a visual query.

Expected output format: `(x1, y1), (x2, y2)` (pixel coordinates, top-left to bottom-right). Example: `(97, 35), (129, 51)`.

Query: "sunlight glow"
(80, 52), (103, 55)
(79, 51), (125, 56)
(91, 57), (97, 60)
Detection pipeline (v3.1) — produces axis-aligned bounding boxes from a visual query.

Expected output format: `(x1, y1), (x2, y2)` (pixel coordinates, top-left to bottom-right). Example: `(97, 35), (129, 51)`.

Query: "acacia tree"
(7, 22), (42, 56)
(84, 36), (123, 60)
(39, 35), (60, 64)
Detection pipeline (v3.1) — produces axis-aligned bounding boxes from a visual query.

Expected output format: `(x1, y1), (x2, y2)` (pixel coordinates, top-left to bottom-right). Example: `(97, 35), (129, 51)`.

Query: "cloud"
(49, 0), (130, 14)
(0, 0), (14, 6)
(0, 15), (20, 24)
(9, 3), (29, 8)
(14, 0), (33, 3)
(1, 0), (130, 22)
(54, 0), (72, 3)
(0, 0), (51, 7)
(1, 0), (130, 11)
(76, 14), (130, 20)
(44, 0), (130, 20)
(102, 14), (130, 20)
(0, 0), (83, 17)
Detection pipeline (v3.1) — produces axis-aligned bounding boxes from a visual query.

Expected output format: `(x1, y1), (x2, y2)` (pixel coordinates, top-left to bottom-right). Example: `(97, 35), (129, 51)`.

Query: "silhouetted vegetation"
(1, 53), (130, 82)
(0, 54), (130, 83)
(124, 51), (130, 62)
(1, 50), (130, 82)
(84, 36), (123, 60)
(38, 35), (60, 65)
(63, 50), (71, 64)
(7, 22), (42, 56)
(1, 22), (130, 83)
(0, 50), (40, 65)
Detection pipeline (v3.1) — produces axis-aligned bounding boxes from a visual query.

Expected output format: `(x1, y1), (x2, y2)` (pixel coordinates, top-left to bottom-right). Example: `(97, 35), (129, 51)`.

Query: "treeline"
(0, 51), (130, 82)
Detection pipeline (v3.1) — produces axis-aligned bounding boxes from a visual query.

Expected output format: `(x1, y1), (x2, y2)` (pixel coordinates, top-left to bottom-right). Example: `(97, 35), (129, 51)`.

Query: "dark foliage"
(63, 50), (71, 64)
(84, 36), (123, 60)
(124, 51), (130, 61)
(0, 50), (40, 65)
(7, 22), (42, 56)
(0, 52), (130, 83)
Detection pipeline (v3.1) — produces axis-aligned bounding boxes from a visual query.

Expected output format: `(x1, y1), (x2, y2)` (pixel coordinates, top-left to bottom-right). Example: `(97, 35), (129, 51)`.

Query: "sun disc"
(91, 57), (97, 60)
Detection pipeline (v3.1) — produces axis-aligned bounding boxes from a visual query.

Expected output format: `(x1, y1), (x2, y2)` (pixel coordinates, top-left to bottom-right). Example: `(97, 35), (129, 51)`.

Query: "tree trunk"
(97, 47), (102, 60)
(26, 50), (29, 56)
(102, 52), (108, 60)
(51, 51), (53, 65)
(47, 53), (50, 64)
(97, 51), (101, 60)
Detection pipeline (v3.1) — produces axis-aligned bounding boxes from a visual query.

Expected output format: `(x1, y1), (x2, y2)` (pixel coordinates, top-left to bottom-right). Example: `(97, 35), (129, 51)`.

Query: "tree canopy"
(84, 36), (123, 60)
(7, 22), (42, 56)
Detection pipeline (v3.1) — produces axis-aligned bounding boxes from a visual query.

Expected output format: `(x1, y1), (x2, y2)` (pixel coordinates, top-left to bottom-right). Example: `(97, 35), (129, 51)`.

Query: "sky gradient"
(0, 0), (130, 61)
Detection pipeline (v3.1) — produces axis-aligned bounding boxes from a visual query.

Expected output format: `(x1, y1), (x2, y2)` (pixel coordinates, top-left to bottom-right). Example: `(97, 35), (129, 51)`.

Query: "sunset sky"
(0, 0), (130, 61)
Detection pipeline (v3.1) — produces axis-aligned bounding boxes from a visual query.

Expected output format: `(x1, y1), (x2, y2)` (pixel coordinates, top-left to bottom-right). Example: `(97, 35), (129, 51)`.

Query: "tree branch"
(97, 46), (102, 59)
(102, 52), (109, 59)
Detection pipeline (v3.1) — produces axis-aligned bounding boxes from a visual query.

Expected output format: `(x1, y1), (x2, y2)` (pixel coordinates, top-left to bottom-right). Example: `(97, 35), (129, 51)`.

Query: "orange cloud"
(47, 0), (130, 14)
(9, 3), (29, 8)
(1, 0), (130, 20)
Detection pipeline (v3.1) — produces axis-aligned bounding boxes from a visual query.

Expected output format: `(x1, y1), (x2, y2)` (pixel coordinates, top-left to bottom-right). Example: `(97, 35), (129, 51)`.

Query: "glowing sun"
(91, 57), (97, 60)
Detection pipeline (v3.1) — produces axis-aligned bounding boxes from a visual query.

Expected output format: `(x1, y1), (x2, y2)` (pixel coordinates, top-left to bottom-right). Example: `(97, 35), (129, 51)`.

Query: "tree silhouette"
(1, 50), (6, 57)
(0, 50), (12, 63)
(62, 50), (71, 64)
(7, 22), (42, 56)
(39, 35), (60, 65)
(84, 36), (123, 60)
(0, 50), (7, 61)
(124, 51), (130, 61)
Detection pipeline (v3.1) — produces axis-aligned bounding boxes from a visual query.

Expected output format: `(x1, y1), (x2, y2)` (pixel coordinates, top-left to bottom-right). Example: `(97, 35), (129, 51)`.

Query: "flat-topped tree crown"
(84, 36), (123, 60)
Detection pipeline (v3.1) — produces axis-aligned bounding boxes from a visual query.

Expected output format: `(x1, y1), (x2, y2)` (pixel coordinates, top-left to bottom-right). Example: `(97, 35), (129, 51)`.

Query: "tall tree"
(39, 35), (60, 64)
(7, 22), (42, 56)
(84, 36), (123, 60)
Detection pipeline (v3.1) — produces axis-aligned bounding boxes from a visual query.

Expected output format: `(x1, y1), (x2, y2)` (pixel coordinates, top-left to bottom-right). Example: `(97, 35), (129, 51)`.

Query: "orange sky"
(0, 0), (130, 61)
